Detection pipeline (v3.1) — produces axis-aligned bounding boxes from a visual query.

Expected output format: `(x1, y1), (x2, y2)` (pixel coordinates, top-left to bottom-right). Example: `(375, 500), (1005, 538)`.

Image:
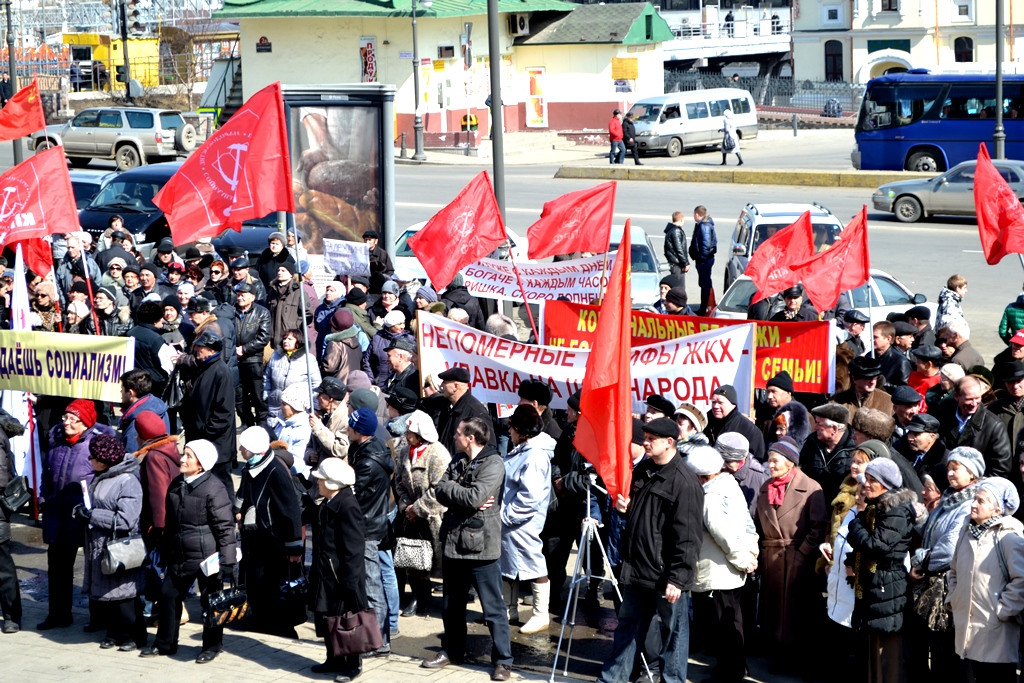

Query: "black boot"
(721, 153), (727, 166)
(737, 153), (744, 166)
(400, 599), (418, 618)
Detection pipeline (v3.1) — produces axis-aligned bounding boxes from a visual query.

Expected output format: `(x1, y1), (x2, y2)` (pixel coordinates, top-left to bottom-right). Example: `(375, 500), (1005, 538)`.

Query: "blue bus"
(853, 70), (1024, 172)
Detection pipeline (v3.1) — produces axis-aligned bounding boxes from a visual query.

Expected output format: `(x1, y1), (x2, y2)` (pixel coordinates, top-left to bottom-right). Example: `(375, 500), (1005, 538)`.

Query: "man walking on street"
(663, 212), (690, 279)
(609, 109), (625, 165)
(689, 205), (717, 315)
(621, 112), (642, 166)
(597, 417), (703, 683)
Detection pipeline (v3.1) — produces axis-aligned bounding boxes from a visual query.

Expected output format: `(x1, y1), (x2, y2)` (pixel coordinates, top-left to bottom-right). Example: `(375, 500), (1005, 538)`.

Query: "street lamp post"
(995, 0), (1005, 159)
(2, 0), (21, 164)
(411, 0), (432, 161)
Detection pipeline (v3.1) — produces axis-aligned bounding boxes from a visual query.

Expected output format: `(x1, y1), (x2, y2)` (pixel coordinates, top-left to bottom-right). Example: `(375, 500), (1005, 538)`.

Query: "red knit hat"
(135, 411), (168, 442)
(64, 399), (97, 428)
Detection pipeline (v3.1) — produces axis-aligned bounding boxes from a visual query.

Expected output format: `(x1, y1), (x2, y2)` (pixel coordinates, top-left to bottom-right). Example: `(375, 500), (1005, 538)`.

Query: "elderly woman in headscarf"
(905, 447), (984, 683)
(947, 477), (1024, 683)
(72, 435), (147, 652)
(720, 109), (743, 166)
(395, 410), (451, 618)
(755, 436), (828, 675)
(141, 440), (236, 664)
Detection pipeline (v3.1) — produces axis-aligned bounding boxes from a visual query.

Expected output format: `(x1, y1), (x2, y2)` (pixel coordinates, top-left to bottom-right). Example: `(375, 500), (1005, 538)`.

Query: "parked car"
(713, 270), (936, 348)
(395, 221), (530, 284)
(725, 202), (844, 291)
(609, 223), (666, 308)
(628, 89), (758, 158)
(32, 107), (197, 170)
(69, 169), (117, 209)
(872, 159), (1024, 222)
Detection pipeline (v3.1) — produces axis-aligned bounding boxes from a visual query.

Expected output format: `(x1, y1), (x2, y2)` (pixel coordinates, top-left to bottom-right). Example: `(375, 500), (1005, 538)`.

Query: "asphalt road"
(395, 163), (1019, 361)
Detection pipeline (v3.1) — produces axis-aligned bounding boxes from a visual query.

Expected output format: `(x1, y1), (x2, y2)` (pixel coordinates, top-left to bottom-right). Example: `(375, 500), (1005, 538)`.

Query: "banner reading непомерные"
(417, 312), (756, 414)
(541, 300), (836, 394)
(0, 331), (135, 402)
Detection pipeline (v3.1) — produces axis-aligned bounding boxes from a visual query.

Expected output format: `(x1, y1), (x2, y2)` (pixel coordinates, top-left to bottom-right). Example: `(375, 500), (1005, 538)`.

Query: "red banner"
(542, 300), (835, 393)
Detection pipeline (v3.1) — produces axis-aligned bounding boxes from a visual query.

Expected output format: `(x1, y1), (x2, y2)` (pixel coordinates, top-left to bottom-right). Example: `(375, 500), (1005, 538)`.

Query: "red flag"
(573, 219), (633, 503)
(789, 206), (870, 311)
(745, 211), (815, 302)
(0, 146), (79, 246)
(153, 81), (294, 245)
(408, 170), (507, 288)
(527, 181), (616, 259)
(0, 80), (46, 142)
(12, 238), (53, 276)
(975, 143), (1024, 265)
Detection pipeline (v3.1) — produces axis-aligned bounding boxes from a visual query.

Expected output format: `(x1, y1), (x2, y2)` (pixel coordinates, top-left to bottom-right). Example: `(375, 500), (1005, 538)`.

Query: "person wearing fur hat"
(65, 299), (95, 335)
(768, 400), (812, 451)
(947, 477), (1024, 682)
(755, 436), (828, 675)
(273, 384), (313, 479)
(833, 356), (894, 424)
(304, 457), (367, 682)
(394, 410), (452, 618)
(518, 379), (561, 440)
(686, 446), (759, 683)
(705, 384), (766, 462)
(72, 435), (147, 651)
(321, 307), (371, 386)
(141, 440), (236, 663)
(266, 262), (316, 347)
(31, 280), (58, 331)
(674, 401), (711, 457)
(37, 400), (118, 631)
(845, 458), (916, 683)
(368, 309), (414, 388)
(849, 408), (924, 502)
(237, 425), (304, 638)
(263, 327), (322, 422)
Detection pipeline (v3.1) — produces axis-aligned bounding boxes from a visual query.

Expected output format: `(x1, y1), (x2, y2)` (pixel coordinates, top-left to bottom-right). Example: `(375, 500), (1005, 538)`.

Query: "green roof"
(514, 3), (672, 45)
(217, 0), (576, 19)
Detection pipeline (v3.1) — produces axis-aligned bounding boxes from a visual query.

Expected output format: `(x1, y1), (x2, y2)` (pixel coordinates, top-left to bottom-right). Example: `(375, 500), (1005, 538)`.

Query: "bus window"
(686, 102), (709, 119)
(730, 98), (752, 114)
(663, 105), (682, 120)
(710, 99), (731, 117)
(860, 85), (896, 130)
(940, 83), (998, 119)
(895, 85), (943, 125)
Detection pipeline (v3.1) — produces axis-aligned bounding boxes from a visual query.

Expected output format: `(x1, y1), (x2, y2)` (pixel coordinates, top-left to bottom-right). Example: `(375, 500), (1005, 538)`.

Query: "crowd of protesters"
(2, 221), (1024, 683)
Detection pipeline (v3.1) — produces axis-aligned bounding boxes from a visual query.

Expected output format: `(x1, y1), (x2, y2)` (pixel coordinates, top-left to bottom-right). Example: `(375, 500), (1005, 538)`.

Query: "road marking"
(963, 250), (983, 253)
(395, 201), (667, 221)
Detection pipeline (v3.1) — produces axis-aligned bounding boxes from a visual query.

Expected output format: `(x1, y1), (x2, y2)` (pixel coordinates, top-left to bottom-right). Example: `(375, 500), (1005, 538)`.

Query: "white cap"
(684, 445), (725, 476)
(311, 457), (355, 491)
(406, 409), (439, 443)
(383, 310), (406, 328)
(238, 425), (270, 456)
(186, 439), (218, 472)
(280, 384), (310, 413)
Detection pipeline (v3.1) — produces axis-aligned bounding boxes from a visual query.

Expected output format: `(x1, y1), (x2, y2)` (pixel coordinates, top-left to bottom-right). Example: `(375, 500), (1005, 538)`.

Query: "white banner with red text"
(417, 312), (756, 414)
(460, 253), (609, 303)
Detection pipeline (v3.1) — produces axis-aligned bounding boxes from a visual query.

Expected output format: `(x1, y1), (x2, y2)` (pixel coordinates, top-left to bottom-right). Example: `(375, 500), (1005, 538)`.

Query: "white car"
(713, 270), (937, 348)
(394, 222), (530, 284)
(609, 223), (666, 308)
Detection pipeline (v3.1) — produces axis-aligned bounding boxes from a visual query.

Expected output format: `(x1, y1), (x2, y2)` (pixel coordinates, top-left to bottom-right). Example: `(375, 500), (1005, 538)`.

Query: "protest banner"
(323, 238), (371, 276)
(461, 253), (608, 303)
(541, 300), (835, 394)
(417, 311), (756, 414)
(0, 331), (135, 402)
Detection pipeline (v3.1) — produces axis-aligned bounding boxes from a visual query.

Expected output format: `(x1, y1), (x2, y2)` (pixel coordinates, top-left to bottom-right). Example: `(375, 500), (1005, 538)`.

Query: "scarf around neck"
(767, 469), (796, 507)
(968, 515), (1002, 540)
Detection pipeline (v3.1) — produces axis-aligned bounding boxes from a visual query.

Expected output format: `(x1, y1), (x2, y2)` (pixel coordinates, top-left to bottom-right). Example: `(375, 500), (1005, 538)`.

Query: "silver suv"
(31, 107), (197, 170)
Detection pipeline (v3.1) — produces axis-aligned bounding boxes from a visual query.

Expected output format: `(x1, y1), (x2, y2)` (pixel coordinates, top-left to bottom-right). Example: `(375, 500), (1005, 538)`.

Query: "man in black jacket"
(363, 230), (395, 295)
(988, 360), (1024, 515)
(233, 283), (272, 427)
(126, 301), (175, 399)
(703, 384), (765, 461)
(422, 416), (512, 681)
(663, 212), (689, 277)
(518, 378), (561, 440)
(436, 367), (496, 455)
(799, 403), (856, 503)
(621, 112), (642, 166)
(440, 273), (486, 331)
(347, 408), (394, 657)
(873, 320), (912, 387)
(180, 331), (237, 499)
(896, 414), (947, 487)
(597, 417), (703, 683)
(937, 375), (1013, 478)
(383, 338), (420, 396)
(256, 231), (296, 294)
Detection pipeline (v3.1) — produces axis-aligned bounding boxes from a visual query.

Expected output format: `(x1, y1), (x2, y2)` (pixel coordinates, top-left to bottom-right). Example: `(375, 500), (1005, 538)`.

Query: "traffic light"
(115, 64), (127, 83)
(126, 0), (143, 34)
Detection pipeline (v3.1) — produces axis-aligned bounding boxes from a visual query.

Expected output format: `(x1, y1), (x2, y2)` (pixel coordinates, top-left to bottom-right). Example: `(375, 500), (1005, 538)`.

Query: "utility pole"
(119, 0), (133, 104)
(486, 0), (505, 222)
(3, 0), (21, 164)
(995, 0), (1006, 159)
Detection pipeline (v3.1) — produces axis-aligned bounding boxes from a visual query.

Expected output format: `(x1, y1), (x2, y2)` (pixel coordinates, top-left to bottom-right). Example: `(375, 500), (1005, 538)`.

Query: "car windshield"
(627, 103), (661, 123)
(752, 222), (842, 251)
(718, 279), (758, 313)
(396, 230), (415, 257)
(72, 182), (101, 210)
(610, 244), (657, 273)
(88, 180), (162, 212)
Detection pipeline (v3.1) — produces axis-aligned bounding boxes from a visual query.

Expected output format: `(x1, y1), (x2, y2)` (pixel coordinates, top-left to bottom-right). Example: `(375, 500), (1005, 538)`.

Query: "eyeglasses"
(61, 414), (82, 423)
(35, 293), (49, 298)
(211, 270), (223, 275)
(109, 265), (122, 270)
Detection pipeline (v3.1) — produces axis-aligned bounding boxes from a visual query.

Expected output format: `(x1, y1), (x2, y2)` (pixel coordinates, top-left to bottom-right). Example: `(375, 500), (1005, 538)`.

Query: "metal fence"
(664, 73), (865, 116)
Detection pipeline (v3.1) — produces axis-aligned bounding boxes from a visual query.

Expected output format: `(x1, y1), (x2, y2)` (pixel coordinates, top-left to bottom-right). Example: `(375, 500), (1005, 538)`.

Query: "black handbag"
(911, 573), (950, 632)
(0, 475), (30, 514)
(275, 560), (309, 627)
(162, 367), (186, 410)
(326, 609), (383, 658)
(204, 579), (249, 628)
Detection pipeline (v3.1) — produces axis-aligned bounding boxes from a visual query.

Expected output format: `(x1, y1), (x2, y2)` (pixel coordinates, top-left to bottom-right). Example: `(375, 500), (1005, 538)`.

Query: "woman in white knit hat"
(274, 383), (313, 478)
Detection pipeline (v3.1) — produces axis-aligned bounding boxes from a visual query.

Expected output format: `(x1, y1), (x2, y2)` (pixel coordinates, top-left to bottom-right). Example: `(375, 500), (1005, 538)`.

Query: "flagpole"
(49, 249), (64, 333)
(27, 400), (38, 520)
(82, 266), (102, 336)
(506, 245), (541, 343)
(284, 211), (315, 409)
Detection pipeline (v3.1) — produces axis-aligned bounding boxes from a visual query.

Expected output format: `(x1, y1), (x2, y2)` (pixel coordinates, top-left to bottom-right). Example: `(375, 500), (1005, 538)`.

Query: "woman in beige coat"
(394, 410), (451, 618)
(947, 477), (1024, 683)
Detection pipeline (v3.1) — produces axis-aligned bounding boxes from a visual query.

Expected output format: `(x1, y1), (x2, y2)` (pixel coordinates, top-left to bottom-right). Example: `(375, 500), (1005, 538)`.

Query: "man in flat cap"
(799, 403), (856, 502)
(872, 321), (911, 387)
(644, 394), (676, 423)
(893, 321), (917, 358)
(518, 378), (561, 439)
(363, 230), (394, 294)
(889, 385), (923, 448)
(907, 345), (943, 402)
(436, 367), (496, 456)
(704, 385), (766, 462)
(905, 305), (935, 348)
(230, 256), (266, 304)
(384, 338), (420, 397)
(894, 414), (946, 485)
(832, 356), (893, 423)
(769, 284), (818, 322)
(306, 377), (351, 465)
(840, 309), (870, 357)
(597, 417), (703, 683)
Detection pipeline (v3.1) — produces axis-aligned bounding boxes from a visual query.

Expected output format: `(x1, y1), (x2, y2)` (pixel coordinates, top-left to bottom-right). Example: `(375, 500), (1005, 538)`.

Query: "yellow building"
(64, 33), (161, 89)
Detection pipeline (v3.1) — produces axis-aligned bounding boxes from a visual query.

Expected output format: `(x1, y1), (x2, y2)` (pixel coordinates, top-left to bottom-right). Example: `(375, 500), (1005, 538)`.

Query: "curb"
(553, 166), (937, 188)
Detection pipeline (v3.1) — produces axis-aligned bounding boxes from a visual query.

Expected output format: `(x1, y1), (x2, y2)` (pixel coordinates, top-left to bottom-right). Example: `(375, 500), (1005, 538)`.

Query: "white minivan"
(627, 88), (758, 157)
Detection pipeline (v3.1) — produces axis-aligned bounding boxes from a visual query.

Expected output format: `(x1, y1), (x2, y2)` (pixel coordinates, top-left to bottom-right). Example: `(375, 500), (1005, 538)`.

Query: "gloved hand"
(219, 567), (233, 587)
(72, 504), (92, 522)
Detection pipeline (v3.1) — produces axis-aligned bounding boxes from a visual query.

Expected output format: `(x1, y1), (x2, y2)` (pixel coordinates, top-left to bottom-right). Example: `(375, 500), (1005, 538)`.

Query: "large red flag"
(975, 143), (1024, 265)
(12, 238), (53, 276)
(573, 220), (633, 503)
(745, 211), (815, 302)
(408, 170), (507, 288)
(0, 146), (79, 246)
(0, 80), (46, 142)
(527, 181), (616, 259)
(153, 81), (294, 245)
(788, 206), (870, 311)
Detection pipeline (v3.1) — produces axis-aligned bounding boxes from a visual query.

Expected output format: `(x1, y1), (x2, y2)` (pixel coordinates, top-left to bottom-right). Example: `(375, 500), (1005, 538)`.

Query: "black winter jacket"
(847, 488), (916, 633)
(96, 306), (133, 337)
(937, 402), (1013, 478)
(0, 410), (25, 544)
(238, 453), (303, 563)
(436, 445), (505, 561)
(256, 248), (295, 294)
(305, 487), (368, 616)
(234, 304), (272, 365)
(705, 408), (766, 462)
(619, 454), (704, 592)
(663, 222), (689, 270)
(799, 428), (857, 504)
(438, 391), (496, 457)
(877, 346), (912, 387)
(440, 286), (486, 330)
(349, 436), (394, 544)
(162, 471), (237, 578)
(127, 322), (170, 392)
(181, 353), (236, 465)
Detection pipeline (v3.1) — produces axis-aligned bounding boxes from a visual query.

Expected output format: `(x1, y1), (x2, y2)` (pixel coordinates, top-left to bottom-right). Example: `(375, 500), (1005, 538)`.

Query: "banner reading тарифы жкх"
(0, 331), (135, 402)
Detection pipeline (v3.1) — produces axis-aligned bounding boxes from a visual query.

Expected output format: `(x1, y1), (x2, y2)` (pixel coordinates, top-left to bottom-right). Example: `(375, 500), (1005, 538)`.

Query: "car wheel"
(893, 196), (923, 223)
(906, 150), (943, 173)
(67, 156), (91, 168)
(666, 137), (682, 158)
(175, 124), (197, 152)
(724, 272), (733, 292)
(115, 145), (141, 170)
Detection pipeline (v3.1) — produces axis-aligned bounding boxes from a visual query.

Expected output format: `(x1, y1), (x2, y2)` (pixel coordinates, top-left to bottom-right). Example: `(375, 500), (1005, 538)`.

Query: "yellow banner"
(0, 331), (135, 402)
